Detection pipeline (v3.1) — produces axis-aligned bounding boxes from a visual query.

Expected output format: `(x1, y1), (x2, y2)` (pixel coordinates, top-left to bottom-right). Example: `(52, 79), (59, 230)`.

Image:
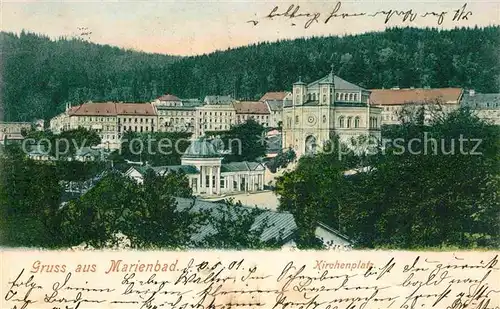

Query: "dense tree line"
(276, 107), (500, 249)
(2, 26), (499, 123)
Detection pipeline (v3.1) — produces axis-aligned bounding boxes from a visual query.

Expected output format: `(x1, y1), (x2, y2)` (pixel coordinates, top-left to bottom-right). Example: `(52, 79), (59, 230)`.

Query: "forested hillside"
(1, 26), (499, 122)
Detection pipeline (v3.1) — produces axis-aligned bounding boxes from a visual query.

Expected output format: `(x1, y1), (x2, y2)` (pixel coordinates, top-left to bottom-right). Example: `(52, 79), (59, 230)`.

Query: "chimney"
(469, 89), (475, 96)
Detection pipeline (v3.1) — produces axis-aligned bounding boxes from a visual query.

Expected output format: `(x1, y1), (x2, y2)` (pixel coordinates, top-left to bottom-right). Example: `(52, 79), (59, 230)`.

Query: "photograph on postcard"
(1, 0), (499, 308)
(1, 0), (499, 252)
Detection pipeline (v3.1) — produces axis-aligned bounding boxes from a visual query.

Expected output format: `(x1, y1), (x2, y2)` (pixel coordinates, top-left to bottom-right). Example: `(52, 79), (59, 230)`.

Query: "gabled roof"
(308, 73), (366, 91)
(370, 88), (463, 106)
(68, 102), (157, 116)
(68, 102), (117, 116)
(115, 103), (156, 116)
(260, 92), (289, 102)
(265, 100), (283, 112)
(461, 93), (500, 109)
(158, 94), (181, 101)
(182, 139), (222, 158)
(221, 161), (265, 173)
(175, 197), (297, 243)
(233, 101), (270, 115)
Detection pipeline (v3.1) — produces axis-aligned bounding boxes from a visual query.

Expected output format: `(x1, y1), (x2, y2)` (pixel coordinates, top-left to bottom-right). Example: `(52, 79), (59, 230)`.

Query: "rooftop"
(221, 161), (265, 173)
(115, 103), (156, 116)
(157, 94), (181, 101)
(68, 102), (157, 116)
(204, 95), (234, 105)
(260, 91), (290, 102)
(265, 100), (284, 112)
(233, 101), (270, 115)
(306, 72), (367, 91)
(182, 139), (222, 159)
(461, 93), (500, 109)
(175, 197), (297, 243)
(370, 88), (463, 106)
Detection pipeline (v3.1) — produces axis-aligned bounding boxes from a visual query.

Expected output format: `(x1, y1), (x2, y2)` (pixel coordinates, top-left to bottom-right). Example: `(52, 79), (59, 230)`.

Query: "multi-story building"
(370, 88), (463, 125)
(283, 70), (382, 157)
(260, 92), (292, 128)
(152, 94), (201, 135)
(461, 90), (500, 125)
(233, 101), (270, 127)
(195, 97), (237, 137)
(50, 102), (157, 149)
(116, 103), (157, 136)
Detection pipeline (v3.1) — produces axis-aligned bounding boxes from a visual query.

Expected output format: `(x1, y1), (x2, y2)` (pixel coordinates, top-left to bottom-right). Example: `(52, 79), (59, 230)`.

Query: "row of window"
(120, 118), (155, 124)
(160, 111), (196, 116)
(338, 116), (361, 128)
(201, 111), (234, 116)
(121, 125), (154, 133)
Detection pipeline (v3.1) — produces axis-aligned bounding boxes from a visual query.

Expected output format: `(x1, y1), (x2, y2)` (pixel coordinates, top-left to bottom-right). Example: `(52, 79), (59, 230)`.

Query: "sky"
(1, 0), (499, 56)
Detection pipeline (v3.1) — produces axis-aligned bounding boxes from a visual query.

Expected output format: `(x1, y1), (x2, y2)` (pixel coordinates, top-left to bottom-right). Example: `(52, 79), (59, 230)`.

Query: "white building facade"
(126, 139), (266, 197)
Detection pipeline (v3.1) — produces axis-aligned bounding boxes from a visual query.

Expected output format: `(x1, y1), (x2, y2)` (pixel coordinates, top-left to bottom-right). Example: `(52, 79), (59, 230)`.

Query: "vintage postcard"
(0, 0), (499, 308)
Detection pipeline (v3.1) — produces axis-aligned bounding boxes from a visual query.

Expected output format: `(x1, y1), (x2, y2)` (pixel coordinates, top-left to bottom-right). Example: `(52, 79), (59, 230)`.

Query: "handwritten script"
(247, 2), (473, 28)
(2, 251), (499, 309)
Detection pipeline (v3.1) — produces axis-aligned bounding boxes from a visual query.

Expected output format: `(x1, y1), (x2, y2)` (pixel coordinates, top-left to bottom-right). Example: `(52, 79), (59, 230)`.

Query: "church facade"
(283, 71), (382, 157)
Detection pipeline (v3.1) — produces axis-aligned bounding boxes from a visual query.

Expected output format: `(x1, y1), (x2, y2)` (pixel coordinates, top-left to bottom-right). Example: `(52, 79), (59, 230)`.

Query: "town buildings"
(233, 101), (270, 126)
(260, 91), (291, 128)
(125, 139), (266, 196)
(370, 88), (463, 125)
(152, 94), (201, 134)
(195, 98), (236, 137)
(50, 102), (157, 149)
(461, 90), (500, 125)
(0, 121), (34, 143)
(283, 70), (382, 157)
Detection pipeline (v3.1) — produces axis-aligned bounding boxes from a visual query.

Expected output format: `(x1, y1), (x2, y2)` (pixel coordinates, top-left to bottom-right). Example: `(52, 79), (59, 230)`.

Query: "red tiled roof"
(68, 102), (157, 116)
(68, 102), (117, 116)
(260, 92), (289, 102)
(115, 103), (156, 116)
(370, 88), (463, 106)
(233, 101), (270, 114)
(158, 93), (181, 101)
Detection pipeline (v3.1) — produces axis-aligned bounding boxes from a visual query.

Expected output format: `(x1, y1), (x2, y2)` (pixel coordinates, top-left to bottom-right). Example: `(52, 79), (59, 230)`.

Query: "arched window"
(336, 93), (340, 100)
(339, 116), (345, 128)
(323, 115), (327, 123)
(308, 93), (312, 101)
(347, 117), (352, 128)
(354, 117), (360, 128)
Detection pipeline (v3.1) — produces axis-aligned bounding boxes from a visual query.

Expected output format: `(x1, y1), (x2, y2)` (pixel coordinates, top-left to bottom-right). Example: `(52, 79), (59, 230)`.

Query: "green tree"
(215, 119), (266, 162)
(0, 144), (63, 247)
(341, 107), (500, 249)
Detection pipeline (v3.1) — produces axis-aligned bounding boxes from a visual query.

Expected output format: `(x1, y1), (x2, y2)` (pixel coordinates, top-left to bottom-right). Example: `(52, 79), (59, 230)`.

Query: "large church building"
(283, 70), (382, 157)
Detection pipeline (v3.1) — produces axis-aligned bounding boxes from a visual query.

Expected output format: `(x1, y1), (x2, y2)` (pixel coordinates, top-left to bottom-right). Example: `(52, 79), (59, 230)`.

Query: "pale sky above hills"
(1, 0), (499, 56)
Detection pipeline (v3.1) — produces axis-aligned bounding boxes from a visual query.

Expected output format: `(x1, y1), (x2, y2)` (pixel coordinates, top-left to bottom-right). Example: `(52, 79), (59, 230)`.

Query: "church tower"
(293, 77), (307, 106)
(319, 65), (335, 106)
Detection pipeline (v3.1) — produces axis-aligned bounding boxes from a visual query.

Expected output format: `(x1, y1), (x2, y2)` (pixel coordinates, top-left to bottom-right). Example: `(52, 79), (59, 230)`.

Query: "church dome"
(182, 139), (221, 158)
